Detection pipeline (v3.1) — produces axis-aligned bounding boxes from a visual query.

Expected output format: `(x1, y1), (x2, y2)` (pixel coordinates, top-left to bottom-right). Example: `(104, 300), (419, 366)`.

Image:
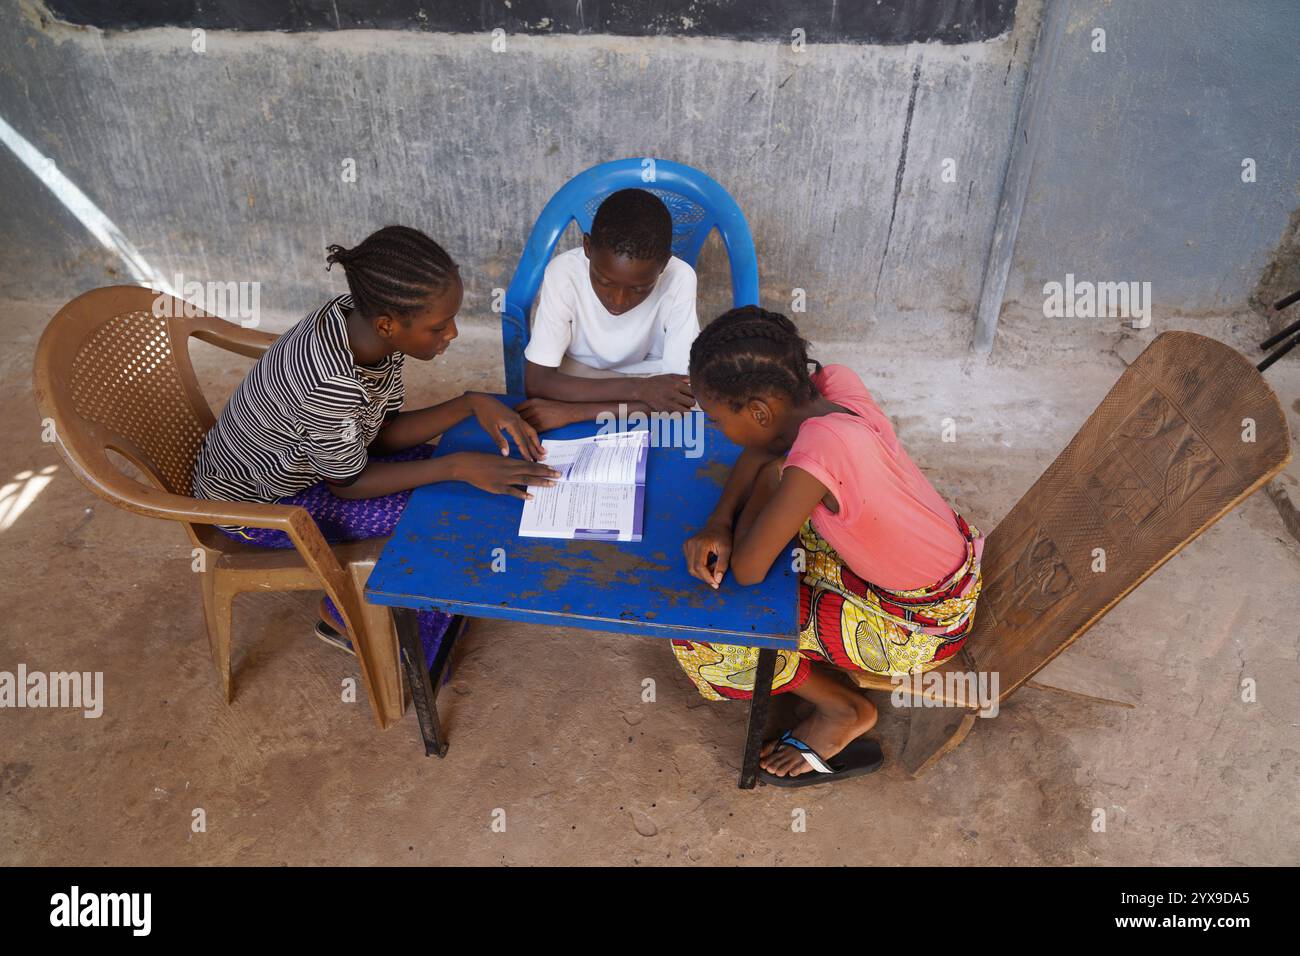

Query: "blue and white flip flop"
(314, 614), (466, 678)
(314, 618), (356, 656)
(759, 730), (885, 787)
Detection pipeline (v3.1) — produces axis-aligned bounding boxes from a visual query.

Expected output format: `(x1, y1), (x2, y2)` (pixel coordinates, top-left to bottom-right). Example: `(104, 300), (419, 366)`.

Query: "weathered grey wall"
(1003, 0), (1300, 322)
(0, 0), (1034, 340)
(2, 0), (1296, 350)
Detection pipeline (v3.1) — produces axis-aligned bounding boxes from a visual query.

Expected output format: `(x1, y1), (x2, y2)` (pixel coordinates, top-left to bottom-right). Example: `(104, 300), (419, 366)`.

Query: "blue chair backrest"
(501, 157), (760, 394)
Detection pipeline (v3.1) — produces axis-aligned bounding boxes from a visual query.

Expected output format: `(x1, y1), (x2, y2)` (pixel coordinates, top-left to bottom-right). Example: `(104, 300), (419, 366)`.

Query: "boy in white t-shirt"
(515, 188), (700, 431)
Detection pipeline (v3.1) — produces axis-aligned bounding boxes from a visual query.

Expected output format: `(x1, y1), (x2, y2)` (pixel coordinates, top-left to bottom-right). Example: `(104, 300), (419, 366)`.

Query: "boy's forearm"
(525, 363), (644, 403)
(551, 400), (652, 426)
(328, 453), (464, 499)
(370, 393), (477, 454)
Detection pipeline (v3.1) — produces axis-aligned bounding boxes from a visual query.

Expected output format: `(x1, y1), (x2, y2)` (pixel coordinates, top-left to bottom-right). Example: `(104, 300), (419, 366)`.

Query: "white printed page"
(518, 481), (642, 541)
(518, 431), (649, 541)
(539, 431), (649, 486)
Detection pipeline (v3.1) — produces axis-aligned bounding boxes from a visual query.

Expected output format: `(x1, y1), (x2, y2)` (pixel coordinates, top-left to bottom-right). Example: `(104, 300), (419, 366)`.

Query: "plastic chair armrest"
(90, 467), (347, 592)
(191, 324), (279, 359)
(87, 464), (300, 532)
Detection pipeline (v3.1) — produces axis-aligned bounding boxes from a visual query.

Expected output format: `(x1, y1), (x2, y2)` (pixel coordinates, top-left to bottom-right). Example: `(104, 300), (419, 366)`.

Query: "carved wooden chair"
(33, 286), (408, 729)
(848, 331), (1291, 774)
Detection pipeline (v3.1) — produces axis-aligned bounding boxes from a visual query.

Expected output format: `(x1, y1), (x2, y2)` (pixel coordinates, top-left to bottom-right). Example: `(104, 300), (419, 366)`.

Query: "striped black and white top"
(192, 294), (405, 526)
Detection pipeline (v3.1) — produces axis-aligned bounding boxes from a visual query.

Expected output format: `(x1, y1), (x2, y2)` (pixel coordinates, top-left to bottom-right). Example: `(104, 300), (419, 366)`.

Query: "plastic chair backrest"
(501, 158), (759, 393)
(32, 285), (278, 548)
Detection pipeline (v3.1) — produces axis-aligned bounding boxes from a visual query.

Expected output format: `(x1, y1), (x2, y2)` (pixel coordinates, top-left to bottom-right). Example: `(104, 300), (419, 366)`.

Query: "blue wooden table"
(366, 397), (798, 788)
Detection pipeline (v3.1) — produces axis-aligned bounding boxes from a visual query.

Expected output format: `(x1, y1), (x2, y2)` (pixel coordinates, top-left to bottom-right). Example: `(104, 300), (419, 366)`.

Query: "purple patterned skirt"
(218, 444), (453, 665)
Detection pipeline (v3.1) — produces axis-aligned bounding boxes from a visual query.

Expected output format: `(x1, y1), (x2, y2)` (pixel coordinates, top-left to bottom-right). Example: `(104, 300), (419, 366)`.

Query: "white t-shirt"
(523, 247), (699, 375)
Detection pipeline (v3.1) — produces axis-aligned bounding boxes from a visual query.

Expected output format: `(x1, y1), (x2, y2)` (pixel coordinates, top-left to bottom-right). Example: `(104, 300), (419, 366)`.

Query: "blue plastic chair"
(500, 157), (760, 394)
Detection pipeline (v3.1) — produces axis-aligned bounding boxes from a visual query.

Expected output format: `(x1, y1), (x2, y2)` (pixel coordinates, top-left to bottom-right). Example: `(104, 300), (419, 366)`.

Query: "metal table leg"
(738, 647), (777, 789)
(394, 608), (467, 758)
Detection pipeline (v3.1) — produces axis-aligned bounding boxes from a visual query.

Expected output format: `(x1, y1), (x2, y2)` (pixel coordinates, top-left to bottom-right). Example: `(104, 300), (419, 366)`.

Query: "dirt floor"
(2, 297), (1298, 866)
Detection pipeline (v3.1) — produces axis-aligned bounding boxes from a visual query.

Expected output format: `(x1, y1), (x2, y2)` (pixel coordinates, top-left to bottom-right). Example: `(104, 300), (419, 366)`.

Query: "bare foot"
(760, 694), (877, 778)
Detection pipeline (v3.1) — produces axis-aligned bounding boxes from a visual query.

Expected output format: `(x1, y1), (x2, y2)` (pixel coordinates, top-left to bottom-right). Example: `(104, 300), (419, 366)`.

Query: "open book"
(518, 430), (649, 542)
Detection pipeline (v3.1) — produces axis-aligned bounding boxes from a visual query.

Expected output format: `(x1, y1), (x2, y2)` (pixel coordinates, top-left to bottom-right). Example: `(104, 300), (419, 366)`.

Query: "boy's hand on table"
(449, 452), (561, 500)
(684, 521), (733, 589)
(514, 397), (584, 433)
(466, 392), (547, 461)
(636, 374), (695, 413)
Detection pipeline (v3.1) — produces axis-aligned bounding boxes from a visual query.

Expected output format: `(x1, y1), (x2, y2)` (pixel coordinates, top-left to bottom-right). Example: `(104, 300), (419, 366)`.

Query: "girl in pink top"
(676, 307), (984, 785)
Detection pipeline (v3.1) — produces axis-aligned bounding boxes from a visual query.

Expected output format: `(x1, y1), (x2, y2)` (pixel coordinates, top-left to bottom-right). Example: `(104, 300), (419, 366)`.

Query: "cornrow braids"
(690, 306), (820, 411)
(325, 225), (458, 323)
(589, 188), (673, 262)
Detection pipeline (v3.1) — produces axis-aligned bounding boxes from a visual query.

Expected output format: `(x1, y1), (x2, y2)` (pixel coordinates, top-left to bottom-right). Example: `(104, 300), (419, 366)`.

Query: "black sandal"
(759, 731), (884, 787)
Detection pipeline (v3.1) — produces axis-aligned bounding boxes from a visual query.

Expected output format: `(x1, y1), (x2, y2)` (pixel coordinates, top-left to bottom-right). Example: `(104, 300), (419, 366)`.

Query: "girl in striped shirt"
(193, 225), (559, 651)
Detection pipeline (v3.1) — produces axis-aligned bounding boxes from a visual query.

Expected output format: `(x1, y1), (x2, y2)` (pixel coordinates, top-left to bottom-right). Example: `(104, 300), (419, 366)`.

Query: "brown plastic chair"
(845, 330), (1291, 775)
(32, 285), (407, 728)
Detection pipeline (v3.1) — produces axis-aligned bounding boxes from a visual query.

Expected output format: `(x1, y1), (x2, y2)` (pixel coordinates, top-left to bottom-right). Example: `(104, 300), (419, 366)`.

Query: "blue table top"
(365, 398), (798, 650)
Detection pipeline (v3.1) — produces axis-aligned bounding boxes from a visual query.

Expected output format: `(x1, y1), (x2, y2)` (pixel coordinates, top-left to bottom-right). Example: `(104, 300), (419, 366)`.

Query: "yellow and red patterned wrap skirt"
(670, 514), (984, 700)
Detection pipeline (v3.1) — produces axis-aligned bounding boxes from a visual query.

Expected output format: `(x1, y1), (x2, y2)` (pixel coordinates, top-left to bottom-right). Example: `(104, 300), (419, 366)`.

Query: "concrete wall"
(1004, 0), (1300, 323)
(0, 0), (1034, 342)
(1, 0), (1296, 351)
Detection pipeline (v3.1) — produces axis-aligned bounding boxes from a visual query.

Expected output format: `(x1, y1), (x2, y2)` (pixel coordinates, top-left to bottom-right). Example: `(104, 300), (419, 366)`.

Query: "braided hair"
(326, 225), (458, 323)
(589, 188), (673, 261)
(690, 306), (820, 411)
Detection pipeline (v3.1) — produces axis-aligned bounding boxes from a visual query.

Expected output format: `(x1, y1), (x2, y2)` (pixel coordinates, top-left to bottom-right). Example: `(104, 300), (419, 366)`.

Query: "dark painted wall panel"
(46, 0), (1016, 43)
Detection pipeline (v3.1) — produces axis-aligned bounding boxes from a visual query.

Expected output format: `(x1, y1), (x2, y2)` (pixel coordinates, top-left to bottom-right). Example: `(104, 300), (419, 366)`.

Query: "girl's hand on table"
(451, 452), (561, 500)
(467, 393), (547, 461)
(684, 521), (733, 589)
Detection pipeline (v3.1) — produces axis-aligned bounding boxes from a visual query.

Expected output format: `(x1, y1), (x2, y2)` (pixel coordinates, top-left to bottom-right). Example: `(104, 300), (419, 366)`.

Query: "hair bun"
(325, 244), (352, 271)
